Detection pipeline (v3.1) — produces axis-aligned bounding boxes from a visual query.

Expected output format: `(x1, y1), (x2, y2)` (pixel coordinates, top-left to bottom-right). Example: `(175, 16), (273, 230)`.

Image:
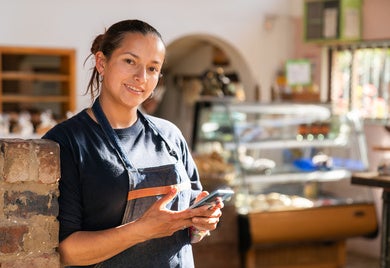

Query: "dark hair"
(85, 19), (164, 101)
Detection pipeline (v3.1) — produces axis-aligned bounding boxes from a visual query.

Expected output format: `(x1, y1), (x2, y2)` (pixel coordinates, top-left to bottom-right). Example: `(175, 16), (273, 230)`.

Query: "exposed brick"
(0, 139), (60, 267)
(1, 139), (34, 183)
(0, 225), (28, 254)
(0, 252), (60, 268)
(4, 190), (58, 218)
(33, 139), (60, 184)
(24, 217), (59, 253)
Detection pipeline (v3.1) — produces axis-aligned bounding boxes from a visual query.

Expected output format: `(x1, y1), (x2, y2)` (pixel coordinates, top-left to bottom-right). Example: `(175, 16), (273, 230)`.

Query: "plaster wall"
(0, 0), (302, 111)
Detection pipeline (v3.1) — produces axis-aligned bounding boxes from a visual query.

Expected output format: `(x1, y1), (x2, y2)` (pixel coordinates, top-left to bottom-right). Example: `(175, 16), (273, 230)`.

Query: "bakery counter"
(238, 202), (378, 268)
(236, 191), (378, 268)
(192, 187), (378, 268)
(244, 203), (377, 244)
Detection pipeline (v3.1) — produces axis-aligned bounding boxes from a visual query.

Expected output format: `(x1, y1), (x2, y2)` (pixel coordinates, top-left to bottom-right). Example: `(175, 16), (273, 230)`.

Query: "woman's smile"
(123, 83), (144, 94)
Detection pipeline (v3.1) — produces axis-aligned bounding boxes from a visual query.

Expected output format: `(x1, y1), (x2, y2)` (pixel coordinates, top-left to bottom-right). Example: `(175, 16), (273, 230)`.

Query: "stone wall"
(0, 139), (60, 267)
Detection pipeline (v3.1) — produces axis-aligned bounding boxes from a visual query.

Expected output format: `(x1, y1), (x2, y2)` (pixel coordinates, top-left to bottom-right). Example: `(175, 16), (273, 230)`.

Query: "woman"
(43, 19), (223, 268)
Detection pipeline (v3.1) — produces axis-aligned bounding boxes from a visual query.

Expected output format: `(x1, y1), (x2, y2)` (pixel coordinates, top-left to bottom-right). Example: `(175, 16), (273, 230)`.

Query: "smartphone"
(190, 188), (234, 209)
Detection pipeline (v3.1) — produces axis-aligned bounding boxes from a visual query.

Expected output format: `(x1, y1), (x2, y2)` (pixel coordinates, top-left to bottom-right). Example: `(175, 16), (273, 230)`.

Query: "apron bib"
(91, 99), (195, 268)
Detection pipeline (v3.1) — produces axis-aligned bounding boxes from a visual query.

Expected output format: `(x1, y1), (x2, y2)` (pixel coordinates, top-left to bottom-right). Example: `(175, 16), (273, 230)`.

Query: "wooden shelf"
(2, 95), (70, 102)
(0, 46), (76, 119)
(1, 71), (70, 81)
(0, 46), (74, 55)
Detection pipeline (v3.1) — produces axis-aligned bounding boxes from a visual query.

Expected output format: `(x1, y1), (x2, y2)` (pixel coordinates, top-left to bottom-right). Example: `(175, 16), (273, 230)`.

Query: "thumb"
(195, 191), (209, 203)
(158, 187), (179, 209)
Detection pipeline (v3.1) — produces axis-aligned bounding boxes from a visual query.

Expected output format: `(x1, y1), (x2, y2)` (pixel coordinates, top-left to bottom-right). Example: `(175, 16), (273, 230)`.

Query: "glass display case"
(191, 98), (378, 268)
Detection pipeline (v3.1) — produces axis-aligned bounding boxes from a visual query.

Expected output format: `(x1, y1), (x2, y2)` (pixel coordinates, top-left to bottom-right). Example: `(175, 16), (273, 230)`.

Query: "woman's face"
(97, 32), (165, 111)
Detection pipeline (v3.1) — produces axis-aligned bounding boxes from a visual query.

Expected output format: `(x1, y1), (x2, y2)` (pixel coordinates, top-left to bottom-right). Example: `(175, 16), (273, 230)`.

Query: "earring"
(148, 90), (155, 99)
(99, 74), (103, 82)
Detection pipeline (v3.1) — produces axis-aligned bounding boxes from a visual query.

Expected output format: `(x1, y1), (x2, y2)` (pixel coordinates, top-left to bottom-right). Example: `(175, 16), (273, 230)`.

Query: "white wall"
(0, 0), (303, 111)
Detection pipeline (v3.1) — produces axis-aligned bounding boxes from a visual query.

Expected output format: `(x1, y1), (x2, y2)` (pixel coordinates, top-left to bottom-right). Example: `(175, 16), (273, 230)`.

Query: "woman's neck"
(89, 98), (139, 129)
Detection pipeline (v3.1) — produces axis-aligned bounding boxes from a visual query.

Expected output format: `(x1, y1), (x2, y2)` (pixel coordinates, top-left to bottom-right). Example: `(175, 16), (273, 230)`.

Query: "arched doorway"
(155, 34), (256, 143)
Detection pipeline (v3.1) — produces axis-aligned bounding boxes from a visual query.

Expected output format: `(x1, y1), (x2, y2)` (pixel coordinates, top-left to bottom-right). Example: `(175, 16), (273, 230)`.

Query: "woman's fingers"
(156, 187), (179, 209)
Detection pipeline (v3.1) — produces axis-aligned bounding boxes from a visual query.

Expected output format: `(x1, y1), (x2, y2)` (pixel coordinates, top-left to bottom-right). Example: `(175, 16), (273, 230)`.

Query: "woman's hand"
(133, 187), (193, 238)
(188, 191), (224, 232)
(134, 189), (224, 242)
(186, 191), (224, 243)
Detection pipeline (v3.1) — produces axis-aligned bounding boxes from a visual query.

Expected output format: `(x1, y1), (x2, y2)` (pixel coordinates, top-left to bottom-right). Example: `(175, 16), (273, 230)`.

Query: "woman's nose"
(134, 66), (147, 83)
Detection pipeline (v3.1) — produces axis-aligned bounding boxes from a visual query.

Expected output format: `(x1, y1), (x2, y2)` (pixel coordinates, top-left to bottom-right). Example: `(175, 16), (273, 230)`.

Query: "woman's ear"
(95, 51), (106, 75)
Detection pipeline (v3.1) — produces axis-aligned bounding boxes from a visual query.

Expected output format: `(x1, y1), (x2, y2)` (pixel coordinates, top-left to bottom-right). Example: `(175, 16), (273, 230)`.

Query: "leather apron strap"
(127, 181), (191, 201)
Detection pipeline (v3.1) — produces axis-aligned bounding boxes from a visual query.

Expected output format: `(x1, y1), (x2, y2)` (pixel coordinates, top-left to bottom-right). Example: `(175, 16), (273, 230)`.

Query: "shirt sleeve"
(43, 128), (83, 242)
(177, 129), (203, 202)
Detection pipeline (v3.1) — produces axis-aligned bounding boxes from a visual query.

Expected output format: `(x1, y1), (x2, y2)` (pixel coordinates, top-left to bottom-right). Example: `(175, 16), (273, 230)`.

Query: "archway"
(155, 34), (256, 143)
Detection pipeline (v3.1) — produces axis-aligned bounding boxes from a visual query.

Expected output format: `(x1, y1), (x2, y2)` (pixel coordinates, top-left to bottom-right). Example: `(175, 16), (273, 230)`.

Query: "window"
(329, 43), (390, 121)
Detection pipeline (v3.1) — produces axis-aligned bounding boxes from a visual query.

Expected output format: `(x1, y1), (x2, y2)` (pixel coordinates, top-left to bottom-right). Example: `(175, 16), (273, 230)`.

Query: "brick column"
(0, 139), (60, 267)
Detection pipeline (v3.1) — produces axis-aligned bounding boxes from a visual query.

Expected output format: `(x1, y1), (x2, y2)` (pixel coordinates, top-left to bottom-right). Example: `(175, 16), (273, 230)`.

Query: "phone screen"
(190, 188), (234, 209)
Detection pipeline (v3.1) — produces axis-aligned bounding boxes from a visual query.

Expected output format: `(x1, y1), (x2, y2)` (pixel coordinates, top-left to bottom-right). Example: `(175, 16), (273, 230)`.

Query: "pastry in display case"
(192, 151), (236, 191)
(191, 98), (378, 268)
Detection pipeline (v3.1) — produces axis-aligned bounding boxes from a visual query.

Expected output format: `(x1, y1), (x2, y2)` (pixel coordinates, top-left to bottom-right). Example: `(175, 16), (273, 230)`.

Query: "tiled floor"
(345, 251), (380, 268)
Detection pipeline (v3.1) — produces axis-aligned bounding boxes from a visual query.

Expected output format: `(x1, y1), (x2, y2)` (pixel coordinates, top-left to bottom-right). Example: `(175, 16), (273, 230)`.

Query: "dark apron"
(90, 99), (196, 268)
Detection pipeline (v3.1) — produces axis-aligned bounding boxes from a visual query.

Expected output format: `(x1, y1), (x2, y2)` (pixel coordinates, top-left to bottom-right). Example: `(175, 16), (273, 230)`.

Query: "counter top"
(351, 172), (390, 189)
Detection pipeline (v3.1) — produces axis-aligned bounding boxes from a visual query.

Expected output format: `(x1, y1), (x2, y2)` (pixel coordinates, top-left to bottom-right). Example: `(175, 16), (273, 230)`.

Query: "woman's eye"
(149, 66), (159, 73)
(125, 59), (134, 64)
